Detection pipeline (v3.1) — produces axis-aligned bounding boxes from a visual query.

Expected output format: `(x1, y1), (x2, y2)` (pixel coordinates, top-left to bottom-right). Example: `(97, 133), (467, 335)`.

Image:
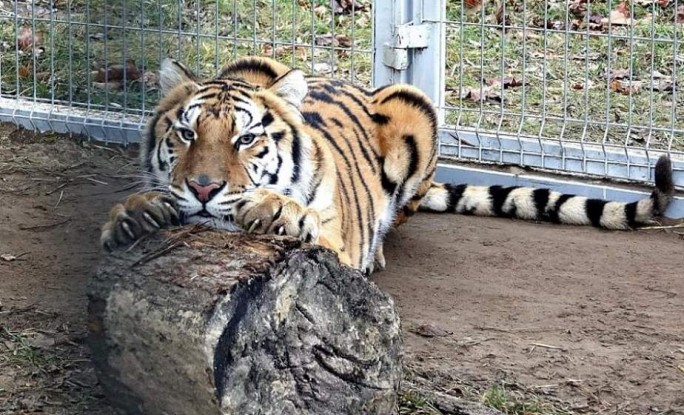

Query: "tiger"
(100, 56), (675, 274)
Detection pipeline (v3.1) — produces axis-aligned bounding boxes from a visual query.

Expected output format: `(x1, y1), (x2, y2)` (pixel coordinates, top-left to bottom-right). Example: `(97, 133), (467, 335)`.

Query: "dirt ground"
(0, 123), (682, 415)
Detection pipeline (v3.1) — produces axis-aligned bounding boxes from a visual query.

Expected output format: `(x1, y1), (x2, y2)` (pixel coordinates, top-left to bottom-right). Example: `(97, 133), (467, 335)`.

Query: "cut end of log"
(88, 228), (403, 415)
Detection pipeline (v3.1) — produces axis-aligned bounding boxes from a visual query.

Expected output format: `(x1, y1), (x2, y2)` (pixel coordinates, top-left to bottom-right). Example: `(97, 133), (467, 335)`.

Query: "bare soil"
(0, 123), (682, 415)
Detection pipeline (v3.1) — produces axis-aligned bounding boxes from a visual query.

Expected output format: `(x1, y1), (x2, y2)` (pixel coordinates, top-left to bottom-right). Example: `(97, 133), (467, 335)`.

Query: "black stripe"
(271, 131), (285, 142)
(446, 184), (467, 212)
(143, 112), (163, 172)
(290, 131), (301, 184)
(624, 201), (638, 228)
(302, 111), (327, 128)
(489, 185), (519, 217)
(309, 125), (371, 267)
(219, 58), (279, 80)
(254, 146), (269, 159)
(402, 205), (416, 217)
(379, 90), (438, 132)
(532, 188), (550, 220)
(380, 168), (397, 195)
(404, 135), (420, 180)
(585, 199), (608, 228)
(193, 91), (220, 101)
(371, 113), (390, 124)
(548, 194), (574, 223)
(172, 61), (197, 81)
(309, 89), (335, 104)
(331, 118), (344, 128)
(308, 91), (378, 174)
(261, 112), (274, 127)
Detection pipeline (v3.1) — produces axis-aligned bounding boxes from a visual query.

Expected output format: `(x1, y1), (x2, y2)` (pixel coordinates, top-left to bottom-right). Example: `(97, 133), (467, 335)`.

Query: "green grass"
(0, 326), (59, 369)
(481, 384), (571, 415)
(0, 0), (682, 150)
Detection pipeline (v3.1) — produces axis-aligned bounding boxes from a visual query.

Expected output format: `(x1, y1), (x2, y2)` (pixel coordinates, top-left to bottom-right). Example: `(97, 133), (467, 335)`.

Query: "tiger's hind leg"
(367, 85), (439, 272)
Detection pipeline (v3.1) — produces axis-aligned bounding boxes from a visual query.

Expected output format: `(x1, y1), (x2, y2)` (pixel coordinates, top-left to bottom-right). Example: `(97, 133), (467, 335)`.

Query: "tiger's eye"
(179, 129), (195, 141)
(239, 133), (256, 146)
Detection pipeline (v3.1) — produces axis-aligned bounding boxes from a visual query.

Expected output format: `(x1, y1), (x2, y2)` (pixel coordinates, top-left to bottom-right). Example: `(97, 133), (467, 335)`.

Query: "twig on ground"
(84, 177), (109, 185)
(54, 190), (64, 208)
(529, 342), (567, 352)
(19, 218), (71, 231)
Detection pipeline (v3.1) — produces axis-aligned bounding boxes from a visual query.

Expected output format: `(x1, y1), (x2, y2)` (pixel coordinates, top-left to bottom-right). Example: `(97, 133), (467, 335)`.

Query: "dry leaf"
(331, 0), (366, 14)
(650, 71), (675, 91)
(572, 80), (594, 90)
(603, 2), (634, 25)
(459, 86), (502, 103)
(677, 4), (684, 22)
(313, 4), (328, 17)
(94, 60), (141, 83)
(92, 81), (123, 91)
(315, 34), (353, 48)
(463, 0), (483, 12)
(410, 323), (452, 338)
(142, 71), (159, 88)
(313, 62), (334, 74)
(569, 0), (587, 16)
(17, 26), (43, 51)
(609, 68), (630, 81)
(18, 65), (32, 79)
(611, 79), (642, 95)
(588, 14), (604, 30)
(486, 77), (525, 89)
(261, 44), (286, 57)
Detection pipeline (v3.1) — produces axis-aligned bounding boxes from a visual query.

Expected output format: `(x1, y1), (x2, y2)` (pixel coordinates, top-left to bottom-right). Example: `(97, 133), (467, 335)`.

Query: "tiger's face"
(142, 59), (308, 230)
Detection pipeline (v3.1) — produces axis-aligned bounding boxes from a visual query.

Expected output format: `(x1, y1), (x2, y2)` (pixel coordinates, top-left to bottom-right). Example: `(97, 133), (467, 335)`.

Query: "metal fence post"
(372, 0), (446, 123)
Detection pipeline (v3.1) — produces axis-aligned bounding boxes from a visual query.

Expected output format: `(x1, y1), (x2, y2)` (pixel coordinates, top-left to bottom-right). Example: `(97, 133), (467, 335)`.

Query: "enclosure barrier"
(1, 0), (682, 216)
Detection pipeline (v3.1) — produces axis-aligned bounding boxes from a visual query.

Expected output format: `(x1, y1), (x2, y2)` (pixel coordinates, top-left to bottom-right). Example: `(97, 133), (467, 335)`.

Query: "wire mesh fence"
(436, 0), (684, 184)
(0, 0), (682, 188)
(0, 0), (373, 142)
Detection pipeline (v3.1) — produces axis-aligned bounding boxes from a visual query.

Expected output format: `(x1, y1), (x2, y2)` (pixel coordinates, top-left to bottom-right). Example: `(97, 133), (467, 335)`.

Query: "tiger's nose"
(187, 176), (225, 203)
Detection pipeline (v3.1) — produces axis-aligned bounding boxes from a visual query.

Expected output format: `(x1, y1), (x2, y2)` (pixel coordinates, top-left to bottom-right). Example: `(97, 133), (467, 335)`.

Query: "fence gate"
(0, 0), (682, 216)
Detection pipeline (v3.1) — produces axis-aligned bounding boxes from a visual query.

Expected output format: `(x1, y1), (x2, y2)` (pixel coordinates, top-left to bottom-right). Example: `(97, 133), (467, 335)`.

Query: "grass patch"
(0, 326), (60, 370)
(481, 384), (571, 415)
(0, 0), (682, 150)
(398, 390), (443, 415)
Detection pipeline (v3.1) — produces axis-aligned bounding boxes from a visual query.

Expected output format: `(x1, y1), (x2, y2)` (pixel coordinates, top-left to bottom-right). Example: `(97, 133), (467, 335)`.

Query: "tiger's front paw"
(100, 192), (180, 251)
(234, 189), (320, 243)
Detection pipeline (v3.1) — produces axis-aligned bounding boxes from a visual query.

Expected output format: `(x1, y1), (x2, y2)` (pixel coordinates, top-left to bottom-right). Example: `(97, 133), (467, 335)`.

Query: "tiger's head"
(141, 58), (308, 230)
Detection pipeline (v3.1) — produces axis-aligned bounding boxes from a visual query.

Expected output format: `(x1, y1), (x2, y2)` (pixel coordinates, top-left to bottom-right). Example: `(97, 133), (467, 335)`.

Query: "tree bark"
(87, 228), (403, 415)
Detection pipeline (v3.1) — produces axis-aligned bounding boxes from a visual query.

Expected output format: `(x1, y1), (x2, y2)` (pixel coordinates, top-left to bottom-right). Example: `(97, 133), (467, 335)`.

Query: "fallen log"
(87, 228), (403, 415)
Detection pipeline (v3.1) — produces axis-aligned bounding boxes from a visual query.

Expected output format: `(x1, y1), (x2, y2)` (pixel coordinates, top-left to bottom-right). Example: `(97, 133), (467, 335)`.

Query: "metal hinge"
(382, 23), (431, 70)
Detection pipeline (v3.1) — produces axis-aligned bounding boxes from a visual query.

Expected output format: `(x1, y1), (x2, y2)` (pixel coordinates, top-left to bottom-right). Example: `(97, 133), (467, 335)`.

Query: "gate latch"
(383, 23), (431, 70)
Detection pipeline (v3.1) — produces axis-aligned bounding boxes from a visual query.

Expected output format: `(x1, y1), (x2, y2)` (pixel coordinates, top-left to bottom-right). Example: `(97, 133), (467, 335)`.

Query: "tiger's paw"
(234, 189), (320, 243)
(100, 192), (180, 251)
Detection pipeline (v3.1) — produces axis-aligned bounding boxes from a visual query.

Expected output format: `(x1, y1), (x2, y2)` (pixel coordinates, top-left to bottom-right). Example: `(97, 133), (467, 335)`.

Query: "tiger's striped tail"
(419, 155), (674, 230)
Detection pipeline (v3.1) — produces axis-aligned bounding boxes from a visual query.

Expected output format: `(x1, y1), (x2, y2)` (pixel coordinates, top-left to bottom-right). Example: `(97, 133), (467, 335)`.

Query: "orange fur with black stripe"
(101, 57), (674, 273)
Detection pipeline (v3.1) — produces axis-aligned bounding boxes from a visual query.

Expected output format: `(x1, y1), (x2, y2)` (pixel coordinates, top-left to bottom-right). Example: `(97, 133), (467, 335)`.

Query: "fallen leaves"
(603, 2), (634, 26)
(677, 4), (684, 22)
(91, 60), (141, 90)
(330, 0), (367, 14)
(315, 33), (353, 48)
(17, 26), (42, 51)
(456, 76), (526, 103)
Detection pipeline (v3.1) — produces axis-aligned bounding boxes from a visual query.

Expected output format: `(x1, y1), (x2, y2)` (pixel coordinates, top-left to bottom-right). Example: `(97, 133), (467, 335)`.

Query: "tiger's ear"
(159, 58), (199, 96)
(269, 69), (308, 108)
